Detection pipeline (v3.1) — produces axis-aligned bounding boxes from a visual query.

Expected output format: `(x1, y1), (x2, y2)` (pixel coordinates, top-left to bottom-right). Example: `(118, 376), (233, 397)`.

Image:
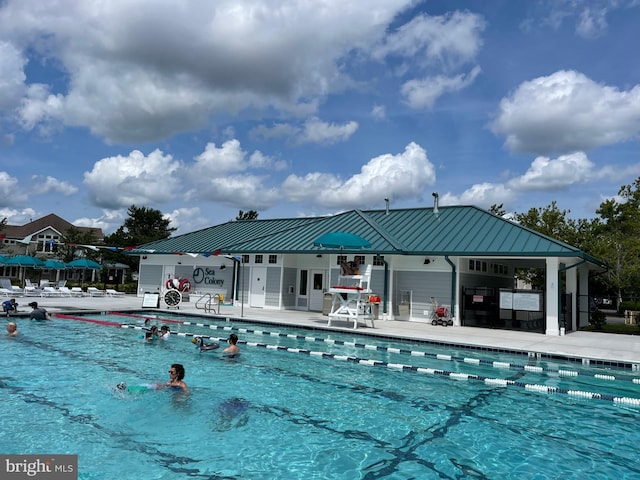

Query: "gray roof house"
(128, 205), (606, 336)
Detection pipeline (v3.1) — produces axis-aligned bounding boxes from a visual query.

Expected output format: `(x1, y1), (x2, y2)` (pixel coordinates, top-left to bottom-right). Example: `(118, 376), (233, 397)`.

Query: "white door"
(250, 266), (266, 308)
(309, 270), (325, 311)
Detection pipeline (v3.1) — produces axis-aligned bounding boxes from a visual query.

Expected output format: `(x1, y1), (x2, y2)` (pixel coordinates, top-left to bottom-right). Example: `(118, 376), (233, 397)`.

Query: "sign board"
(142, 293), (160, 308)
(499, 291), (513, 309)
(513, 292), (541, 311)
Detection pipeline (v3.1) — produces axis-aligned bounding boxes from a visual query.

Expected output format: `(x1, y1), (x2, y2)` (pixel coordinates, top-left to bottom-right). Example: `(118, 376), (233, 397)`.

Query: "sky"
(0, 0), (639, 236)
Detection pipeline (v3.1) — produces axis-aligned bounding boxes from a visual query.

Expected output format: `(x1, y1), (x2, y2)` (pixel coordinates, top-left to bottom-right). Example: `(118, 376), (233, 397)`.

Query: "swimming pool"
(2, 311), (640, 479)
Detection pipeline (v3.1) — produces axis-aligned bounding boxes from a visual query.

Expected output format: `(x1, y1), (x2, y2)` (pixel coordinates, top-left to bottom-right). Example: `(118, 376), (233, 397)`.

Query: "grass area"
(581, 323), (640, 335)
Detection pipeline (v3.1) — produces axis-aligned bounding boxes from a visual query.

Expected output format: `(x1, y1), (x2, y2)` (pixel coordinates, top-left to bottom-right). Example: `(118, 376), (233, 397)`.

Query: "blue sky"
(0, 0), (638, 235)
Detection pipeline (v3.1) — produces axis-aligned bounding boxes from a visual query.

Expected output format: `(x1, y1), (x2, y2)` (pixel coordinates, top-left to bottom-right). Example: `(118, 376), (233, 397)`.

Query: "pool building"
(129, 201), (606, 337)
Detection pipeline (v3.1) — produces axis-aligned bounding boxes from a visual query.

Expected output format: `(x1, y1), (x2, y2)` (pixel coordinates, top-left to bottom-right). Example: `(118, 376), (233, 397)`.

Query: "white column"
(545, 257), (560, 335)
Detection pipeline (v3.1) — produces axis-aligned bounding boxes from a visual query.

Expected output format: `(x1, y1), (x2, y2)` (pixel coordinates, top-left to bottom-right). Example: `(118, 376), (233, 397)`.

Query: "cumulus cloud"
(84, 149), (183, 209)
(0, 171), (28, 205)
(281, 142), (436, 209)
(0, 0), (414, 143)
(402, 66), (481, 109)
(507, 152), (595, 191)
(439, 183), (517, 209)
(491, 70), (640, 154)
(32, 175), (78, 196)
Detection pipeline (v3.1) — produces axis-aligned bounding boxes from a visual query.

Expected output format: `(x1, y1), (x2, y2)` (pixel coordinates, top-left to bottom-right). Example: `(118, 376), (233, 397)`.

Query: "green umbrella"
(43, 259), (68, 270)
(4, 255), (45, 267)
(67, 259), (101, 269)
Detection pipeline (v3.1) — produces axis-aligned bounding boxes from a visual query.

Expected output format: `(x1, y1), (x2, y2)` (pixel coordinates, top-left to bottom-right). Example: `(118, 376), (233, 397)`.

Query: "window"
(354, 255), (365, 266)
(242, 254), (249, 264)
(336, 255), (346, 265)
(254, 255), (263, 264)
(268, 254), (277, 264)
(299, 270), (308, 296)
(373, 255), (385, 266)
(469, 259), (475, 270)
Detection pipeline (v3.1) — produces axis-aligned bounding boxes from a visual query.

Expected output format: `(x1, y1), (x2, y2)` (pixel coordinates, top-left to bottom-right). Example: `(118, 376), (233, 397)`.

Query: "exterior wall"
(265, 266), (282, 308)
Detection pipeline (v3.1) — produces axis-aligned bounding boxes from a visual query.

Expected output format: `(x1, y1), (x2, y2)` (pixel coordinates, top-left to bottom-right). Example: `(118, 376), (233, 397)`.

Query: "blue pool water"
(2, 311), (640, 479)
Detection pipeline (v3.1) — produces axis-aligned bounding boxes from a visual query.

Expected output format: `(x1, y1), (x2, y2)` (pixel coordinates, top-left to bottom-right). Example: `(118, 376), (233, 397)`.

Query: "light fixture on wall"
(423, 258), (431, 265)
(177, 261), (182, 265)
(220, 264), (226, 270)
(316, 254), (323, 258)
(142, 255), (147, 260)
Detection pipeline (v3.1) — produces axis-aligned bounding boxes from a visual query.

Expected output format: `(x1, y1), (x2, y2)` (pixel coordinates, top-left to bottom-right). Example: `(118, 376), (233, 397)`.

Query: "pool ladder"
(195, 293), (222, 314)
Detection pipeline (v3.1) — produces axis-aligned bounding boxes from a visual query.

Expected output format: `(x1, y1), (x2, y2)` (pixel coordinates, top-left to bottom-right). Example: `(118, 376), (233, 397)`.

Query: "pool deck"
(8, 294), (640, 368)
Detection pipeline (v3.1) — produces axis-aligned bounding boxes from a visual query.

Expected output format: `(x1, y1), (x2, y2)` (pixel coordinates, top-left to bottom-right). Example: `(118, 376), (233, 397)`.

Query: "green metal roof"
(127, 205), (606, 268)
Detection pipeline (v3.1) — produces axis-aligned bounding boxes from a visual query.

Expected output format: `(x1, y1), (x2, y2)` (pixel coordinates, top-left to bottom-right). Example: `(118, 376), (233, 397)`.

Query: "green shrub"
(619, 301), (640, 314)
(589, 309), (607, 330)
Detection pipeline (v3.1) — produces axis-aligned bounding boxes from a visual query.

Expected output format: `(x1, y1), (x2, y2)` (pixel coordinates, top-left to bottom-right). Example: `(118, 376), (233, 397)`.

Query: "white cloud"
(491, 70), (640, 154)
(0, 41), (26, 110)
(0, 0), (414, 143)
(507, 152), (595, 191)
(0, 171), (28, 205)
(250, 117), (359, 145)
(372, 10), (486, 70)
(185, 174), (280, 209)
(296, 117), (358, 145)
(439, 183), (516, 209)
(32, 175), (78, 196)
(0, 207), (37, 225)
(371, 104), (386, 120)
(84, 149), (183, 209)
(282, 142), (436, 209)
(401, 66), (481, 109)
(576, 7), (608, 38)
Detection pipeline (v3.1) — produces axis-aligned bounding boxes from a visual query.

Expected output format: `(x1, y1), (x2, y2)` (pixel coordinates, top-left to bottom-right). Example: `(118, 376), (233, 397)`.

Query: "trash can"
(323, 293), (333, 316)
(369, 295), (381, 320)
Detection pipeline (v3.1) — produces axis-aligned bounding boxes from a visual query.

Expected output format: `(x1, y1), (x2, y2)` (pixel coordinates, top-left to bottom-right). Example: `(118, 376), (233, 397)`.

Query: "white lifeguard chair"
(327, 264), (374, 329)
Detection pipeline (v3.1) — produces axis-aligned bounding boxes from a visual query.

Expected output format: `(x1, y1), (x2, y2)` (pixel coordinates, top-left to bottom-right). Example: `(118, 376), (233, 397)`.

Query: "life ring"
(166, 278), (180, 290)
(178, 278), (191, 292)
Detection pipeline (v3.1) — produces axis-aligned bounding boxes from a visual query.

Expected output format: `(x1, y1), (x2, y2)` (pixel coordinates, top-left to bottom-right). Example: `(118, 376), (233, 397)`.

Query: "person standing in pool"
(163, 363), (189, 393)
(6, 322), (18, 336)
(223, 333), (240, 356)
(28, 301), (51, 320)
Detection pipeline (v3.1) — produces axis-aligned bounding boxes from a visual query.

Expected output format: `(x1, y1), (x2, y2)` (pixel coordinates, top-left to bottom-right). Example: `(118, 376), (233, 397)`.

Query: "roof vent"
(432, 192), (439, 214)
(384, 197), (389, 215)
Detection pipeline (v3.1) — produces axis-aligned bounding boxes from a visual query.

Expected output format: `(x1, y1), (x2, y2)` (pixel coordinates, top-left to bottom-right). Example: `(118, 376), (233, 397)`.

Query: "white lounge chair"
(0, 278), (23, 297)
(42, 286), (62, 297)
(87, 287), (106, 297)
(24, 279), (42, 297)
(105, 288), (125, 297)
(70, 287), (85, 297)
(57, 286), (73, 297)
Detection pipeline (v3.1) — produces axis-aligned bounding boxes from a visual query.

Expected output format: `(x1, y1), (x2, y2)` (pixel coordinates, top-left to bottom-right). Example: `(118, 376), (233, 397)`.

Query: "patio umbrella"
(313, 232), (371, 250)
(43, 259), (68, 270)
(4, 255), (45, 286)
(4, 255), (45, 267)
(0, 255), (7, 265)
(67, 259), (101, 269)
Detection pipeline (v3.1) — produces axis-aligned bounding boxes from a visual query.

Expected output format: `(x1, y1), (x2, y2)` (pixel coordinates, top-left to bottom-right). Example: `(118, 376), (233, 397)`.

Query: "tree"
(236, 210), (259, 221)
(59, 226), (101, 263)
(104, 205), (177, 271)
(593, 178), (640, 304)
(488, 203), (506, 217)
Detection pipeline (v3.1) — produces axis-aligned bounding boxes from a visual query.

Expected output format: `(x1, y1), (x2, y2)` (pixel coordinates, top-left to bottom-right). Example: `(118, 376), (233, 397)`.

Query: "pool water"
(2, 312), (640, 479)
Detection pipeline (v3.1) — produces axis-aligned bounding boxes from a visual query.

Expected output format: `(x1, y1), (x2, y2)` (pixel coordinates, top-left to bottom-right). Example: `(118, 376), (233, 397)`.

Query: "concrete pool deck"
(8, 293), (640, 368)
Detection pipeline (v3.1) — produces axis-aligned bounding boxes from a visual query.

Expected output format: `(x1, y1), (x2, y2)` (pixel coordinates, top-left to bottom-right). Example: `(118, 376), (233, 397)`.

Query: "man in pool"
(2, 298), (18, 317)
(28, 301), (51, 320)
(6, 322), (18, 336)
(223, 333), (240, 356)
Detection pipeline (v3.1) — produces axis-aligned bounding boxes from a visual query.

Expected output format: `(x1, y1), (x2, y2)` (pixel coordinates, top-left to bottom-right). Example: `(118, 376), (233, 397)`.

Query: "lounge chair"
(87, 287), (106, 297)
(42, 286), (62, 297)
(0, 278), (24, 296)
(105, 288), (125, 297)
(56, 280), (68, 289)
(70, 287), (85, 297)
(24, 279), (42, 297)
(57, 286), (73, 297)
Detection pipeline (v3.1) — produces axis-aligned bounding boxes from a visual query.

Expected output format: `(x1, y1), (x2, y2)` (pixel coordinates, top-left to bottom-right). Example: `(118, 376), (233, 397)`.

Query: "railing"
(195, 293), (222, 314)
